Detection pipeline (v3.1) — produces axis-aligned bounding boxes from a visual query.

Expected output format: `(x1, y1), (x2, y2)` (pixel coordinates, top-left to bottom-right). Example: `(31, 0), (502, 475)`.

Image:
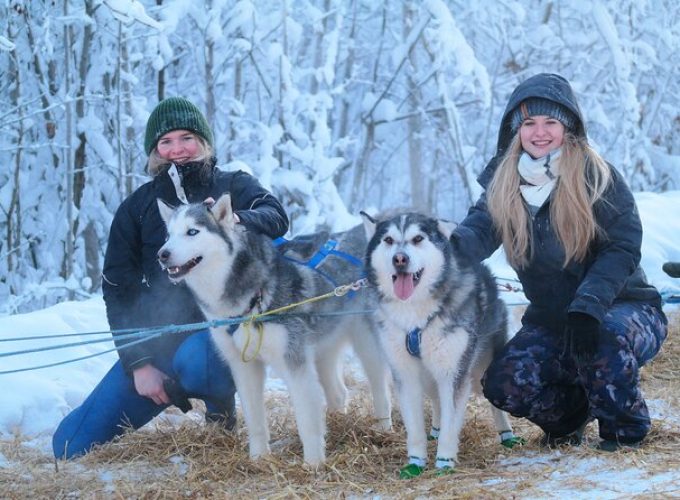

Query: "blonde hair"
(487, 133), (612, 269)
(146, 134), (214, 177)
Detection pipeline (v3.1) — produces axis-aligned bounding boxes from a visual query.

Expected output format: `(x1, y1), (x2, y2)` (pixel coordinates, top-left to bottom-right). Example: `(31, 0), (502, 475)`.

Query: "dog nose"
(158, 249), (170, 263)
(392, 252), (409, 270)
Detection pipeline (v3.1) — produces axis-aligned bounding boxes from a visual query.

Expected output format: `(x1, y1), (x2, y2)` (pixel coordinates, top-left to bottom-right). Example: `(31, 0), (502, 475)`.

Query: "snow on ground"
(1, 191), (680, 496)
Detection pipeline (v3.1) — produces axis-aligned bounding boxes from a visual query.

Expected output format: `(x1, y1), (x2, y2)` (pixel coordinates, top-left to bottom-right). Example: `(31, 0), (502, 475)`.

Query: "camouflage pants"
(482, 303), (667, 442)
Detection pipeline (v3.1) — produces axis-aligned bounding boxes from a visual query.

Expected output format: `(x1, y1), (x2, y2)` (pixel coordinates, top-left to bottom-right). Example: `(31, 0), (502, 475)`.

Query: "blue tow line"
(662, 292), (680, 304)
(0, 310), (374, 375)
(1, 236), (368, 375)
(5, 235), (676, 374)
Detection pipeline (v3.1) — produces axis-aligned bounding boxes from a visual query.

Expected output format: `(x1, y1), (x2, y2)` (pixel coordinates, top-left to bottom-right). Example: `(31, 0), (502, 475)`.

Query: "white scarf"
(518, 148), (561, 209)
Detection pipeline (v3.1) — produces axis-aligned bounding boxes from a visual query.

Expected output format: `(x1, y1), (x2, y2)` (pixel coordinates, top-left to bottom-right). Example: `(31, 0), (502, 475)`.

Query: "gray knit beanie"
(144, 97), (213, 155)
(509, 97), (577, 133)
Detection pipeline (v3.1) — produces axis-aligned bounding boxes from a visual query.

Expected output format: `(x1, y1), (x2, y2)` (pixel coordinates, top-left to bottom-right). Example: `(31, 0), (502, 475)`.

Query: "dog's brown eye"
(413, 235), (424, 244)
(384, 236), (394, 245)
(187, 229), (199, 236)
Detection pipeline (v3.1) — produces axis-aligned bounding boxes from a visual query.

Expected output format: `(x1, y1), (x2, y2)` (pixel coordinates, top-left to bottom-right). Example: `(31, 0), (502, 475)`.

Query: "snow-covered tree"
(1, 0), (678, 313)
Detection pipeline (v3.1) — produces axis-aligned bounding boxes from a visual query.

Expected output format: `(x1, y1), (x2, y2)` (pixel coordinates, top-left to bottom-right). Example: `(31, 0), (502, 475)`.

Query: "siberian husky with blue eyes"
(362, 211), (521, 477)
(156, 194), (391, 466)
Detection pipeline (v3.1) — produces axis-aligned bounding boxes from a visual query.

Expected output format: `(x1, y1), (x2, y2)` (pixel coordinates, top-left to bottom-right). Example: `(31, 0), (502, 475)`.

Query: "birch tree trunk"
(334, 0), (357, 144)
(348, 4), (387, 211)
(157, 0), (165, 100)
(204, 28), (216, 132)
(63, 0), (75, 286)
(74, 0), (101, 291)
(404, 3), (425, 210)
(6, 32), (23, 292)
(115, 22), (135, 196)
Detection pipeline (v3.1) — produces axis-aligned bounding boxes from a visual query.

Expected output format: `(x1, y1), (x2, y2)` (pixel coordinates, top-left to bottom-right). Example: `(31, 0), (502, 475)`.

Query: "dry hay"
(644, 309), (680, 396)
(2, 313), (679, 499)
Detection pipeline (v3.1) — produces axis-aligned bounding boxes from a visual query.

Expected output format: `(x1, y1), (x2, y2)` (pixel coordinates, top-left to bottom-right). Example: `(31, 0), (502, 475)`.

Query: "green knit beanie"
(144, 97), (214, 155)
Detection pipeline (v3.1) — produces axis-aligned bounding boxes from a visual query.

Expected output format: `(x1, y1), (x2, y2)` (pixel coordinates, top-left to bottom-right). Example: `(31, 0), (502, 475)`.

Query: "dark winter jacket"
(452, 73), (664, 330)
(102, 159), (289, 374)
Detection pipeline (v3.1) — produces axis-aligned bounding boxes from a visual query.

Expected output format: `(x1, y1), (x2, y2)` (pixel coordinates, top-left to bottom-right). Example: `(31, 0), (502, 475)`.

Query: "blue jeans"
(482, 303), (667, 443)
(53, 330), (236, 459)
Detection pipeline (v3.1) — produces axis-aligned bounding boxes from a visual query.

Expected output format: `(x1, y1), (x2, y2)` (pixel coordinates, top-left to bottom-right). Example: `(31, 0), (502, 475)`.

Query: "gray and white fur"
(157, 194), (391, 466)
(362, 211), (516, 471)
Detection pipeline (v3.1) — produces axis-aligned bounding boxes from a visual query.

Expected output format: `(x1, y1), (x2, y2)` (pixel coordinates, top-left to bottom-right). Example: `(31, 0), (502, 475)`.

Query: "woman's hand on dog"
(133, 364), (171, 406)
(203, 197), (240, 223)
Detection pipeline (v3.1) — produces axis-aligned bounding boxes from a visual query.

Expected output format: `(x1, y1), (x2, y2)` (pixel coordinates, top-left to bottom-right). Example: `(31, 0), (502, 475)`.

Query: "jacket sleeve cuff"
(568, 293), (605, 323)
(124, 357), (154, 375)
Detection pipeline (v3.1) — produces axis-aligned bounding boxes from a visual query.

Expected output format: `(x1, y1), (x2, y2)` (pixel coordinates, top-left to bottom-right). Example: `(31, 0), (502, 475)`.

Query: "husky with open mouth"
(156, 194), (391, 466)
(362, 211), (521, 477)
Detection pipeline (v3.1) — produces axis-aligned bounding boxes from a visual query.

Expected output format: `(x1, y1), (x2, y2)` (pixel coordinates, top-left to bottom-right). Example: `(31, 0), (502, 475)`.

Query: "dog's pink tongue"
(394, 273), (415, 300)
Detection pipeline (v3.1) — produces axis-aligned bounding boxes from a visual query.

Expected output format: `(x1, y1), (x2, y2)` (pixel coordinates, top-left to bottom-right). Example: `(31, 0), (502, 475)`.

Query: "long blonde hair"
(487, 133), (612, 269)
(146, 134), (214, 177)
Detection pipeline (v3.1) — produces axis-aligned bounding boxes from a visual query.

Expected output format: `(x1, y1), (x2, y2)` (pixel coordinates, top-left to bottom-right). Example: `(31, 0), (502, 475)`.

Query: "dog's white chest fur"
(377, 302), (469, 377)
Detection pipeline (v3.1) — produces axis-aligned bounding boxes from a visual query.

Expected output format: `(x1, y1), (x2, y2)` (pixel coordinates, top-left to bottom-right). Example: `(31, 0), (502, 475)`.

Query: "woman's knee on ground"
(52, 405), (125, 460)
(52, 414), (88, 460)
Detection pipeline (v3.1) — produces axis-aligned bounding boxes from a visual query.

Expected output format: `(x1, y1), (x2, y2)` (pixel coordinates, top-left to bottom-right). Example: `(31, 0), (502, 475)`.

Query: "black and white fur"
(362, 211), (515, 471)
(157, 194), (391, 466)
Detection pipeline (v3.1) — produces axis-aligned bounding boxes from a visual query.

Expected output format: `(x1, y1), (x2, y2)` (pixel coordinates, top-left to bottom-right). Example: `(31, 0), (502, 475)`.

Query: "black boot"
(594, 438), (642, 452)
(540, 419), (589, 448)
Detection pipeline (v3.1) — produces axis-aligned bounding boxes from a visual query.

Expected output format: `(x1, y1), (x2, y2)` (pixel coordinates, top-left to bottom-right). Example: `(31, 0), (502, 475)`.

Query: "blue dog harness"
(273, 237), (365, 293)
(225, 237), (365, 336)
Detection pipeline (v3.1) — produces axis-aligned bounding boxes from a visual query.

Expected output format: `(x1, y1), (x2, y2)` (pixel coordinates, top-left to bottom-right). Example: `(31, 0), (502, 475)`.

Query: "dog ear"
(437, 219), (458, 240)
(360, 211), (377, 239)
(157, 198), (176, 226)
(211, 193), (235, 228)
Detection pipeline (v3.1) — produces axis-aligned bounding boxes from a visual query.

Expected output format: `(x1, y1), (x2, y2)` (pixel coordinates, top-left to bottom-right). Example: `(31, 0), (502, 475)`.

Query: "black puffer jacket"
(452, 73), (664, 329)
(102, 159), (289, 374)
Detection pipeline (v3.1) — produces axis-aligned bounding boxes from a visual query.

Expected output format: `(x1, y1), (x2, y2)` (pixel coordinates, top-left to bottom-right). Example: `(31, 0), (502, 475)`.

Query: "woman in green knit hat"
(53, 97), (289, 459)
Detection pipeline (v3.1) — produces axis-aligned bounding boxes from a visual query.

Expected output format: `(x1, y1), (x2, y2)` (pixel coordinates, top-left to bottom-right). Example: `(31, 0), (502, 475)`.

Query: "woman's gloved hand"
(563, 312), (601, 363)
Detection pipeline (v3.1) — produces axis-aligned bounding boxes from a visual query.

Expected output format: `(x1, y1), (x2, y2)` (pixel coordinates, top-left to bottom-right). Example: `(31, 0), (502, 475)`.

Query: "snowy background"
(2, 1), (680, 496)
(1, 190), (679, 497)
(2, 0), (679, 313)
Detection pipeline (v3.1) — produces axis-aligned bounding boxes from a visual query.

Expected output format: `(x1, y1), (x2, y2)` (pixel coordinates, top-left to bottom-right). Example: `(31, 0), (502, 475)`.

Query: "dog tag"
(405, 328), (421, 358)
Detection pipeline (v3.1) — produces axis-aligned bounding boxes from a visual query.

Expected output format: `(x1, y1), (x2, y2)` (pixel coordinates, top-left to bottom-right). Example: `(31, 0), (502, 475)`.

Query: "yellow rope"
(240, 318), (264, 363)
(236, 278), (367, 362)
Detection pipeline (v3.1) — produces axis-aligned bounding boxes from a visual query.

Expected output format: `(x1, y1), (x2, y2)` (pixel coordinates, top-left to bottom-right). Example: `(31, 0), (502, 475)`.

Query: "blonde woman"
(53, 97), (288, 459)
(452, 74), (667, 452)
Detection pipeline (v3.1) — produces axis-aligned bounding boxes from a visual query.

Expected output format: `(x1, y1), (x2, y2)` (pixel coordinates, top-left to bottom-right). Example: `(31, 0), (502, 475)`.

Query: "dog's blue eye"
(413, 235), (424, 244)
(384, 236), (394, 245)
(187, 229), (199, 236)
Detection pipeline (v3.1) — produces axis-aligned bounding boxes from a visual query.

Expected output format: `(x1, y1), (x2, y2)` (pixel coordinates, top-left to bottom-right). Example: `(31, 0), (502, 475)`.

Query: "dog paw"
(373, 416), (393, 432)
(399, 463), (425, 479)
(501, 436), (527, 449)
(434, 466), (456, 477)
